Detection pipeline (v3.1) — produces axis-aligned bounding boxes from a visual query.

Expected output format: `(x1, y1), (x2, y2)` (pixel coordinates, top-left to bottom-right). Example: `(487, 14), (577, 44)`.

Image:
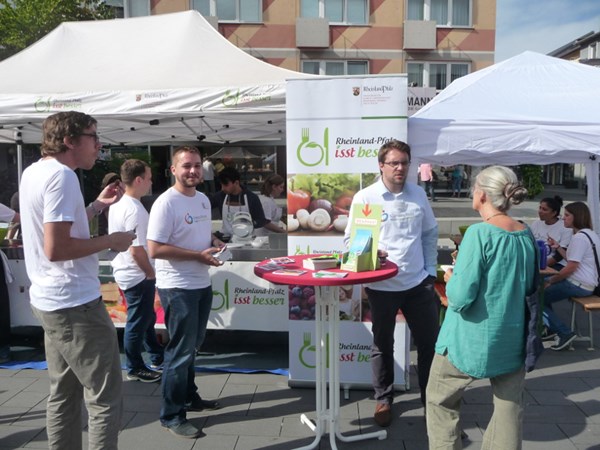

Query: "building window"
(302, 60), (369, 75)
(407, 0), (471, 27)
(191, 0), (262, 22)
(407, 61), (469, 89)
(301, 0), (369, 25)
(105, 0), (150, 18)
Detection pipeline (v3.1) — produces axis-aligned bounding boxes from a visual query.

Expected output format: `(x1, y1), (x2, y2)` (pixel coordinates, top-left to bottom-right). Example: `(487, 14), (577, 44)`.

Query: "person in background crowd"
(543, 202), (600, 351)
(109, 159), (163, 383)
(19, 111), (134, 450)
(427, 165), (535, 450)
(214, 158), (225, 191)
(530, 196), (572, 270)
(418, 163), (436, 202)
(451, 165), (464, 198)
(344, 139), (439, 428)
(0, 201), (19, 363)
(202, 157), (216, 195)
(211, 167), (284, 238)
(255, 174), (285, 236)
(148, 146), (223, 439)
(8, 191), (20, 239)
(97, 172), (121, 236)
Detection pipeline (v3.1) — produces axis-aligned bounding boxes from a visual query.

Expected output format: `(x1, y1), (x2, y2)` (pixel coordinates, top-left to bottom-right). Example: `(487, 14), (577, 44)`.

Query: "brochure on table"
(286, 75), (409, 389)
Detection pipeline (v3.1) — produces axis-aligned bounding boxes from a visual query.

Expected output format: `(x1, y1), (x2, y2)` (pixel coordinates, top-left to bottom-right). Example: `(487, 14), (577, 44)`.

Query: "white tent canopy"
(409, 51), (600, 229)
(0, 11), (313, 146)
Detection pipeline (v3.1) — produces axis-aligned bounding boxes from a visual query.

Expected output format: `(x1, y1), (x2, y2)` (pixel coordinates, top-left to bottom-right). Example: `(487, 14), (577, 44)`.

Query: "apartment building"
(108, 0), (496, 89)
(543, 31), (600, 189)
(549, 30), (600, 67)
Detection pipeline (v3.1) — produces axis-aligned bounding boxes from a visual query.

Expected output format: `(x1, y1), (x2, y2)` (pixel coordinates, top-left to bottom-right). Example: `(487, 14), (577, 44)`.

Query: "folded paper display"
(303, 255), (339, 271)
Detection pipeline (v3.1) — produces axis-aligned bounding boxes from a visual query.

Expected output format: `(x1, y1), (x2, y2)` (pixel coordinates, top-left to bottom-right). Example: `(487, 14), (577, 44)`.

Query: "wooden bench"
(569, 296), (600, 350)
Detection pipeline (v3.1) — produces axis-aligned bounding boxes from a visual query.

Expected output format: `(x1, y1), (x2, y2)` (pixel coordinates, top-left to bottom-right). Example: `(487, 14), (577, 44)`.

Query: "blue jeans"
(157, 286), (212, 426)
(123, 278), (163, 371)
(543, 279), (592, 337)
(452, 176), (462, 194)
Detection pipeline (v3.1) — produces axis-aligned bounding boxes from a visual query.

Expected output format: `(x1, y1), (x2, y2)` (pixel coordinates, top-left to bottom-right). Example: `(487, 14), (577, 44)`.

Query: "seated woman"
(530, 196), (572, 270)
(255, 174), (285, 236)
(544, 202), (600, 351)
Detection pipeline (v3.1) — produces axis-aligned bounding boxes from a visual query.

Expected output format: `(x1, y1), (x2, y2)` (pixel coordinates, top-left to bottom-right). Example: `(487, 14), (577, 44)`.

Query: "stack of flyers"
(312, 271), (348, 278)
(258, 262), (286, 272)
(270, 256), (295, 264)
(272, 269), (307, 276)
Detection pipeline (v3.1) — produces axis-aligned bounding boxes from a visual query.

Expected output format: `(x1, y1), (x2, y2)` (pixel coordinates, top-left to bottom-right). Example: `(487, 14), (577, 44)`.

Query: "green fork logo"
(299, 331), (329, 368)
(212, 279), (229, 311)
(296, 128), (329, 167)
(222, 89), (240, 107)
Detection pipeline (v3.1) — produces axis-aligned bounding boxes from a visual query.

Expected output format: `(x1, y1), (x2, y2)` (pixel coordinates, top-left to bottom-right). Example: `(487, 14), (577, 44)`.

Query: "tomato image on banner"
(286, 173), (360, 235)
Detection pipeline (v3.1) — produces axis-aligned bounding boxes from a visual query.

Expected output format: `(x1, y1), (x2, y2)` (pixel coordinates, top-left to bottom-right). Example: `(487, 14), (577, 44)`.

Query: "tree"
(0, 0), (115, 61)
(519, 165), (544, 199)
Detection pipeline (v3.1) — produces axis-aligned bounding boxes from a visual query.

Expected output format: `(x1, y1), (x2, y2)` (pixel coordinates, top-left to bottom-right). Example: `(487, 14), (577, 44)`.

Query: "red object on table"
(254, 254), (398, 287)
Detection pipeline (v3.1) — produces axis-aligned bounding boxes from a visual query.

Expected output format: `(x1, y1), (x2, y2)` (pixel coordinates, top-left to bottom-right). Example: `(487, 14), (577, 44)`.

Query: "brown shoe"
(374, 402), (392, 427)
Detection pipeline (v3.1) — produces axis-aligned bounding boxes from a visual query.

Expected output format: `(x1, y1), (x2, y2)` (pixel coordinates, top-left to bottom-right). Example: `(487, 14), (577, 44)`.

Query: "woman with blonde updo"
(426, 166), (537, 450)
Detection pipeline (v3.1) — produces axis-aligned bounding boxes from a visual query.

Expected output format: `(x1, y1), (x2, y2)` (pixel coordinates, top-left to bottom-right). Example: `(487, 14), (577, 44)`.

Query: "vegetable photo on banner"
(286, 174), (360, 235)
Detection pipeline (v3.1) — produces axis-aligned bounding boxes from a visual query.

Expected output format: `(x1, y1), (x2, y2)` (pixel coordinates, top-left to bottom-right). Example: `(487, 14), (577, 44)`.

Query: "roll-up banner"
(286, 75), (410, 390)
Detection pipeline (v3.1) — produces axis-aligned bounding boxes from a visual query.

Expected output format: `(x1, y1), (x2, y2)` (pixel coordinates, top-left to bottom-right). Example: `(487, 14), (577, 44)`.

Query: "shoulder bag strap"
(579, 231), (600, 286)
(523, 224), (540, 295)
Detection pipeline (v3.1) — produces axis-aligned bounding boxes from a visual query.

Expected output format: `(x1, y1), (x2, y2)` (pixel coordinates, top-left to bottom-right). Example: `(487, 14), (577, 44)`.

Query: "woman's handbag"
(524, 228), (543, 372)
(579, 231), (600, 296)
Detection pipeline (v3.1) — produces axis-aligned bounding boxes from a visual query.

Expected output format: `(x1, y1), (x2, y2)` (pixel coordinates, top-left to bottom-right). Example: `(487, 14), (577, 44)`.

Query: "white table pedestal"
(295, 285), (387, 450)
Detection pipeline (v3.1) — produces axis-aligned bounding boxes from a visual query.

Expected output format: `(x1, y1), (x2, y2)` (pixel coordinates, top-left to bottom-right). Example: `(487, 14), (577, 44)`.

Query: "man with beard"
(344, 139), (439, 427)
(147, 146), (224, 439)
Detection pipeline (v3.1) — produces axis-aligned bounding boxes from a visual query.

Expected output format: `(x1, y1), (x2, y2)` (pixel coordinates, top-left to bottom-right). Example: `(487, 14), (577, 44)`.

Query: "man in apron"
(210, 167), (283, 239)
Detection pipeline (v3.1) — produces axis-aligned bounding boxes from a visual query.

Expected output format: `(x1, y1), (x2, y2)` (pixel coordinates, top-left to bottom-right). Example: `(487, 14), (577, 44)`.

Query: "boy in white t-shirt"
(109, 159), (163, 383)
(148, 146), (224, 439)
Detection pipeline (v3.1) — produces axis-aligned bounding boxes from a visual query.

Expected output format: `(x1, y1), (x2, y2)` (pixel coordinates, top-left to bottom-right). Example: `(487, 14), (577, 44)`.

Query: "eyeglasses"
(383, 160), (410, 169)
(76, 133), (100, 143)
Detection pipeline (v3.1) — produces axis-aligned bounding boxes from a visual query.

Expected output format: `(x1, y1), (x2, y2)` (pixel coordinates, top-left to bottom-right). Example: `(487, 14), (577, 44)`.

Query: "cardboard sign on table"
(341, 203), (382, 272)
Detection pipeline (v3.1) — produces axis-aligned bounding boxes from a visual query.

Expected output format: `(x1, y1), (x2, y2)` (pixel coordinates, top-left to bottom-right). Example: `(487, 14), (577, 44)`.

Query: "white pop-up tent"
(0, 10), (313, 146)
(409, 51), (600, 229)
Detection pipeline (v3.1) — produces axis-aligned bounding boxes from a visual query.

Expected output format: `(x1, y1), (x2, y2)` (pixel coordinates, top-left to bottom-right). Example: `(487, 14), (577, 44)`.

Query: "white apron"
(221, 194), (251, 237)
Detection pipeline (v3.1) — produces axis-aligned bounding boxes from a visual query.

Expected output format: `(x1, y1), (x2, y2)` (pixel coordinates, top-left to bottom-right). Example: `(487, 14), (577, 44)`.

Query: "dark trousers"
(366, 277), (439, 405)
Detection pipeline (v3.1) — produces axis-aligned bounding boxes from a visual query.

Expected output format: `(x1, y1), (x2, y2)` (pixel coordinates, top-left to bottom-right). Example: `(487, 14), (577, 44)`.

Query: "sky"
(495, 0), (600, 62)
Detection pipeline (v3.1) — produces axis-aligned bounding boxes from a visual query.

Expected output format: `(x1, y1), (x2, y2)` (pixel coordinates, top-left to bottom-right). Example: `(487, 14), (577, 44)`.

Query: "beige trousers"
(33, 298), (123, 450)
(426, 353), (525, 450)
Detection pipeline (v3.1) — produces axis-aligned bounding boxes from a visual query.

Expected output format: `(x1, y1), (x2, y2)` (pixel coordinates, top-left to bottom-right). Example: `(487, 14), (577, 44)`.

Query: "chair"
(569, 296), (600, 350)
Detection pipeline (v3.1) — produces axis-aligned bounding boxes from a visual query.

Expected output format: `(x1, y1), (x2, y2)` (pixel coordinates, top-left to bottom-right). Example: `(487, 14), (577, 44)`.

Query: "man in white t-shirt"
(19, 111), (135, 450)
(109, 159), (163, 383)
(148, 146), (224, 439)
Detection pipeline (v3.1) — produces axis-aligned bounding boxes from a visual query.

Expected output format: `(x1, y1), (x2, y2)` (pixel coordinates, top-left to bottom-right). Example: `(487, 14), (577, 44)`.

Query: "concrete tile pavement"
(1, 296), (599, 450)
